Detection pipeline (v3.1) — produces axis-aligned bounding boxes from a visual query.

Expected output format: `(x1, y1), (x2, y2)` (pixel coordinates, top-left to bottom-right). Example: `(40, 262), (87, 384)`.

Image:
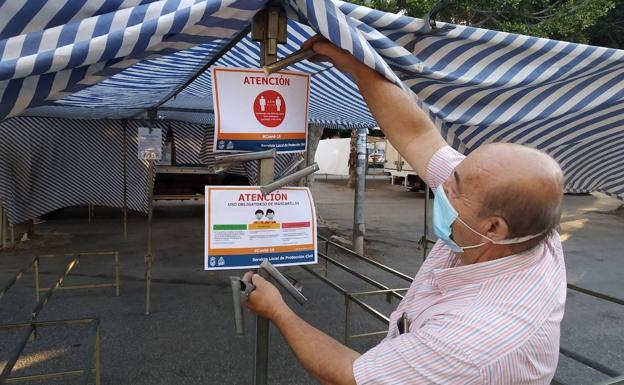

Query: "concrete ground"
(0, 179), (622, 385)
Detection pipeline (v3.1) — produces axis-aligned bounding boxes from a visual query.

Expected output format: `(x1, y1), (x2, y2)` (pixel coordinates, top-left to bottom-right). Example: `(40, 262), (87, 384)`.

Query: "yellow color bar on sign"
(248, 223), (280, 230)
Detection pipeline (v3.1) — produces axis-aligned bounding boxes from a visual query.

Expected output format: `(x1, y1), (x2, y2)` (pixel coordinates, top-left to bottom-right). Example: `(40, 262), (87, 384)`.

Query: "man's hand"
(242, 271), (359, 385)
(302, 35), (372, 79)
(242, 271), (289, 321)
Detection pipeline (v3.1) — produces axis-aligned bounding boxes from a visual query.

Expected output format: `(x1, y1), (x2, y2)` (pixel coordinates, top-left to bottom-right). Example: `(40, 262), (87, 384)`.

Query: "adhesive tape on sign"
(254, 90), (286, 128)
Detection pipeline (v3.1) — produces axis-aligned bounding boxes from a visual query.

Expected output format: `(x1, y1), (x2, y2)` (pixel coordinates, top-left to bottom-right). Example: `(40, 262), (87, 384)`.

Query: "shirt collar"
(432, 243), (544, 292)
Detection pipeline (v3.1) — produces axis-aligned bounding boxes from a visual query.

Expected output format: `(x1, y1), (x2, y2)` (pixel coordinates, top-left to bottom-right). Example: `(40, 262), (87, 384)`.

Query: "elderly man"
(243, 37), (566, 385)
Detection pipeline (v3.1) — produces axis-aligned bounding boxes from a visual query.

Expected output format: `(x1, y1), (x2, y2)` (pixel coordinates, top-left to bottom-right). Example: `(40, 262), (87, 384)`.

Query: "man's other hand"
(242, 271), (288, 321)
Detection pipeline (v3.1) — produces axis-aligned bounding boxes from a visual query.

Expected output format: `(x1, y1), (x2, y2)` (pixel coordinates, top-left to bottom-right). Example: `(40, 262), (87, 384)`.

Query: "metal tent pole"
(251, 2), (286, 383)
(353, 127), (367, 255)
(145, 110), (157, 315)
(122, 119), (128, 241)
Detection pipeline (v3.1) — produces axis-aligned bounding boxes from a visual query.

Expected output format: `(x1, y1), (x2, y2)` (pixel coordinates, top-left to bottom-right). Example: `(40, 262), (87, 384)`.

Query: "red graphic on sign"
(253, 90), (286, 127)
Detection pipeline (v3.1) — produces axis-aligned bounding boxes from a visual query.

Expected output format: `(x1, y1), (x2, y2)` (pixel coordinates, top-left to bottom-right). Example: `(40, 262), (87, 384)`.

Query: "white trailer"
(383, 140), (424, 190)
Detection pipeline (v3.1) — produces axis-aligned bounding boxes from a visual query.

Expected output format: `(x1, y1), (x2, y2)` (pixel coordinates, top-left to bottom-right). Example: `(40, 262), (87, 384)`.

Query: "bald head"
(459, 143), (564, 243)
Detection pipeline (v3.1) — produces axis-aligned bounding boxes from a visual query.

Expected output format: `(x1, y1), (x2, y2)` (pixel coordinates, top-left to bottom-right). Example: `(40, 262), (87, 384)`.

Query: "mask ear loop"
(456, 216), (546, 245)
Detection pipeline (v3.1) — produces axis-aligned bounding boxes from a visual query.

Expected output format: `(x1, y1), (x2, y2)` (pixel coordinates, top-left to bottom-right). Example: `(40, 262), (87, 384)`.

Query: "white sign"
(138, 127), (162, 160)
(211, 67), (310, 153)
(204, 186), (317, 270)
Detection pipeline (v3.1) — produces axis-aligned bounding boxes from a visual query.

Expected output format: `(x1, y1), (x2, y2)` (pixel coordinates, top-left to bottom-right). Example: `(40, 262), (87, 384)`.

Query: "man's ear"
(485, 216), (510, 241)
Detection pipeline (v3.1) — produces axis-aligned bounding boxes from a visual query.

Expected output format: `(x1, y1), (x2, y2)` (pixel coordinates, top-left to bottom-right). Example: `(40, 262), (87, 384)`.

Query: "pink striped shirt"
(353, 146), (566, 384)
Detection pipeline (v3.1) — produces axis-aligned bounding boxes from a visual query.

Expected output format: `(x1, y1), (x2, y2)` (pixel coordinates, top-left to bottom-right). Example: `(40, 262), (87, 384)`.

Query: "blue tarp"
(1, 0), (623, 200)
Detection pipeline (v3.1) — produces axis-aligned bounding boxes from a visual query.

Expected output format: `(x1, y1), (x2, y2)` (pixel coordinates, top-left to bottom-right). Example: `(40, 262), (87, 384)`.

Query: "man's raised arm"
(304, 37), (447, 179)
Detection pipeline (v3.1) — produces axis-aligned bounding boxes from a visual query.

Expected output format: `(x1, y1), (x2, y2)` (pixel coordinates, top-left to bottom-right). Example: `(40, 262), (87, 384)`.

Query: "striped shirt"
(353, 146), (566, 384)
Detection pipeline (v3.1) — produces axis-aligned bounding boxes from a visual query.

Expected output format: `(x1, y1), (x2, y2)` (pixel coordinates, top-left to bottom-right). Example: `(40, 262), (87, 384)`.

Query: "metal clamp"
(214, 149), (277, 174)
(230, 260), (307, 335)
(259, 260), (307, 305)
(263, 48), (316, 76)
(260, 163), (319, 196)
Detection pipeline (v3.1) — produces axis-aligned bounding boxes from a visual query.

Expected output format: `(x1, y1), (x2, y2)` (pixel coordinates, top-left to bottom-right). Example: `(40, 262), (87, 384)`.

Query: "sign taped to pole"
(138, 127), (162, 160)
(204, 186), (317, 270)
(211, 67), (310, 153)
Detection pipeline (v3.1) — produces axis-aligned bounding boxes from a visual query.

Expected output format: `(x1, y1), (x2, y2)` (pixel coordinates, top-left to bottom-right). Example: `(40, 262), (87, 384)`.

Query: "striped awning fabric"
(1, 0), (623, 204)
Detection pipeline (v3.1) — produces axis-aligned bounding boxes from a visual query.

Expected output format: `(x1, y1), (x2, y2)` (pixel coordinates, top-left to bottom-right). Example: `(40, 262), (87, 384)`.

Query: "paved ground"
(0, 179), (622, 384)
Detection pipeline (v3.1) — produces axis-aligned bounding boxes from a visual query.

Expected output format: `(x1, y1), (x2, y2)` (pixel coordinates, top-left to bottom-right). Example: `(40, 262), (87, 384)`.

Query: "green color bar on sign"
(213, 224), (247, 230)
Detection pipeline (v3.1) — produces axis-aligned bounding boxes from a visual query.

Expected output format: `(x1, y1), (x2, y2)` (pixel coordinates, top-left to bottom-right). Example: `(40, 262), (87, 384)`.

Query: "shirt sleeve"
(353, 331), (481, 385)
(425, 146), (466, 190)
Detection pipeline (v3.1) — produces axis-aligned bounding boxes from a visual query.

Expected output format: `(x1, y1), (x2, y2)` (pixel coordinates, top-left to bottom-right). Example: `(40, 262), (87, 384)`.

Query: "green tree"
(352, 0), (620, 48)
(586, 0), (624, 49)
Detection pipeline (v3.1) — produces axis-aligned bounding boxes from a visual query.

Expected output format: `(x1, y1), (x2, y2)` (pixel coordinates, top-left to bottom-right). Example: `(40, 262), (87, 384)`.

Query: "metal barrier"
(0, 257), (38, 302)
(345, 289), (409, 343)
(312, 235), (624, 385)
(36, 252), (120, 300)
(0, 318), (101, 385)
(0, 251), (119, 384)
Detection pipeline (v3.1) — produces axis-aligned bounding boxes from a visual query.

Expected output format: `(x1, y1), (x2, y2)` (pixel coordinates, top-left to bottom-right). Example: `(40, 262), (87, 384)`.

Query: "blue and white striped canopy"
(2, 0), (624, 200)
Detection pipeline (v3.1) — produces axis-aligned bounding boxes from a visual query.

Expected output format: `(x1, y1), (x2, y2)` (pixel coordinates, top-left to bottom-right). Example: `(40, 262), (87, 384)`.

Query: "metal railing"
(302, 236), (413, 344)
(36, 252), (120, 300)
(311, 235), (624, 385)
(0, 318), (101, 385)
(0, 257), (38, 302)
(0, 251), (119, 384)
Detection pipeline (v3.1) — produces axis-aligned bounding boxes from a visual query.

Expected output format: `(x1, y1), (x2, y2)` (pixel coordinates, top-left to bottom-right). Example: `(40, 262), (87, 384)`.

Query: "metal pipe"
(344, 295), (352, 344)
(230, 277), (245, 335)
(259, 260), (307, 304)
(145, 257), (152, 315)
(319, 252), (403, 302)
(349, 331), (388, 339)
(148, 25), (252, 112)
(260, 163), (319, 196)
(1, 205), (6, 249)
(353, 127), (367, 255)
(253, 268), (270, 385)
(0, 326), (35, 382)
(348, 294), (390, 324)
(32, 256), (80, 320)
(4, 370), (97, 384)
(34, 258), (40, 303)
(0, 318), (97, 330)
(592, 375), (624, 385)
(145, 110), (157, 316)
(214, 149), (276, 164)
(115, 252), (120, 296)
(80, 319), (100, 385)
(254, 156), (275, 385)
(277, 155), (305, 179)
(0, 258), (36, 301)
(300, 267), (390, 327)
(263, 48), (316, 76)
(559, 346), (622, 377)
(318, 235), (413, 282)
(567, 284), (624, 306)
(38, 283), (115, 291)
(349, 288), (410, 297)
(122, 119), (128, 241)
(300, 265), (347, 295)
(95, 323), (102, 385)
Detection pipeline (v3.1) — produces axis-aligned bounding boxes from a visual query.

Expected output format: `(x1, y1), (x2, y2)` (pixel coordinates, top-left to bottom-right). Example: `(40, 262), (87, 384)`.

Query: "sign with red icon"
(211, 67), (310, 153)
(254, 90), (286, 127)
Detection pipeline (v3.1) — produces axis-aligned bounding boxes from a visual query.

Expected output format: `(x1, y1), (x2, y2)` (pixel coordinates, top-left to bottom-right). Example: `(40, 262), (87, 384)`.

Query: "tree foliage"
(351, 0), (622, 48)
